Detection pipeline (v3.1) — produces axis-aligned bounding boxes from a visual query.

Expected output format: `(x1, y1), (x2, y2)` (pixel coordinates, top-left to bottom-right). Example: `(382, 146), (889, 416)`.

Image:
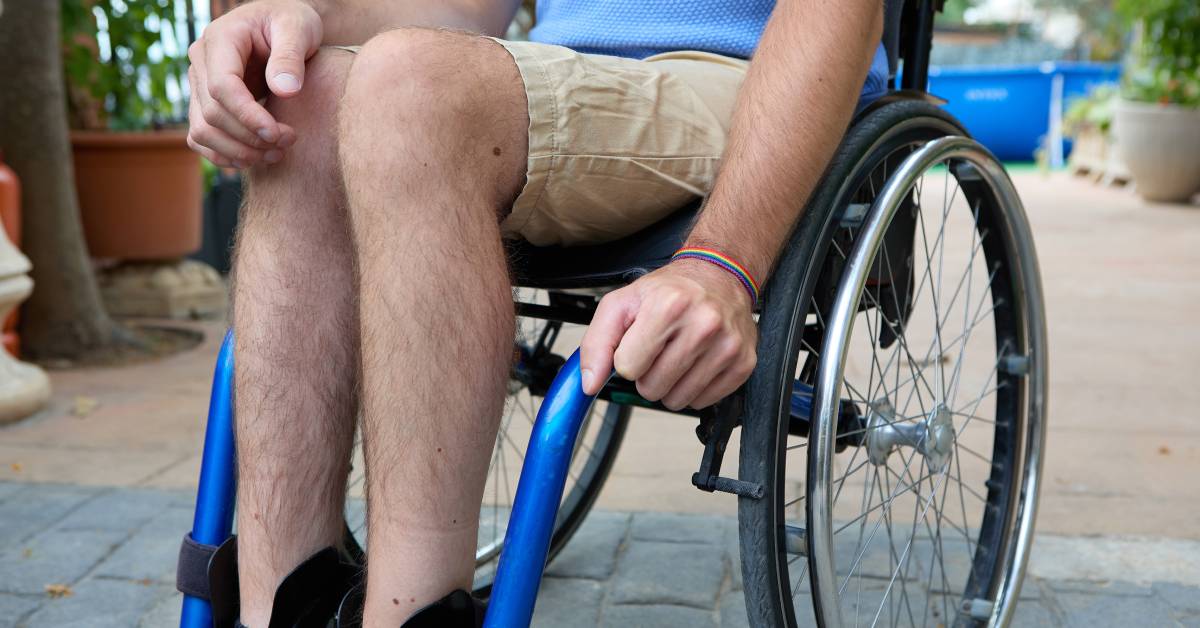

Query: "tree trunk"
(0, 1), (128, 360)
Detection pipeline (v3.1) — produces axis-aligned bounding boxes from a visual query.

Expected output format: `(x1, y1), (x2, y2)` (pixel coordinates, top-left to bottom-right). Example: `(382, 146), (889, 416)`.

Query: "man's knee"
(340, 29), (525, 149)
(337, 29), (528, 214)
(240, 48), (356, 252)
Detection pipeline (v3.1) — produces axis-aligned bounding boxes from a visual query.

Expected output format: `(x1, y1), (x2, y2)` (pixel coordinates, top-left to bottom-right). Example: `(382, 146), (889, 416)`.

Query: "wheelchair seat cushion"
(509, 202), (696, 288)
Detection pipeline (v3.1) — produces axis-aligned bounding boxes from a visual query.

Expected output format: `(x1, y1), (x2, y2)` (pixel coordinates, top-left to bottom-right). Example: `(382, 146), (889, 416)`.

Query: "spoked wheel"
(738, 101), (1046, 628)
(807, 137), (1046, 627)
(342, 289), (631, 594)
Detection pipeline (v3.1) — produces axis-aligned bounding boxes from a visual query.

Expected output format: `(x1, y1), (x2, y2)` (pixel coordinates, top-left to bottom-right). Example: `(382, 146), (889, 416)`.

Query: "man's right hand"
(186, 0), (323, 168)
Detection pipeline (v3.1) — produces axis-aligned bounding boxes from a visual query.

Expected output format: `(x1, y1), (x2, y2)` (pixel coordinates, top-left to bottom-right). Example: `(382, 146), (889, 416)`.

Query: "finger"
(264, 15), (320, 97)
(661, 337), (743, 409)
(635, 315), (723, 402)
(612, 292), (688, 383)
(579, 291), (637, 395)
(190, 42), (260, 146)
(189, 112), (270, 167)
(187, 134), (234, 168)
(194, 85), (272, 149)
(205, 29), (281, 142)
(190, 45), (270, 147)
(689, 349), (757, 409)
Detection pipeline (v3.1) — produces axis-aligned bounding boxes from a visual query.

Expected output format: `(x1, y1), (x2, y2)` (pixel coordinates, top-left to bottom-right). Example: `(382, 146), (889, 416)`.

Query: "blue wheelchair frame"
(180, 332), (602, 627)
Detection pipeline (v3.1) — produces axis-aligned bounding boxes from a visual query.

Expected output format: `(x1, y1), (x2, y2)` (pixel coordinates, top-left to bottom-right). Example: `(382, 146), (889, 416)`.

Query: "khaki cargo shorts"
(336, 38), (748, 246)
(494, 40), (747, 246)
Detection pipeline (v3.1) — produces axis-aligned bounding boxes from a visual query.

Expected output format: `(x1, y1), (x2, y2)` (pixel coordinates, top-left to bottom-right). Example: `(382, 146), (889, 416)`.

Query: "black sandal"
(335, 583), (485, 628)
(177, 535), (359, 628)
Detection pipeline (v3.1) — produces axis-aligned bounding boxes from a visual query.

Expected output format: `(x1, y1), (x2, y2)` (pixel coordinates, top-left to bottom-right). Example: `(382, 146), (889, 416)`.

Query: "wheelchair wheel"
(342, 289), (631, 594)
(738, 101), (1046, 627)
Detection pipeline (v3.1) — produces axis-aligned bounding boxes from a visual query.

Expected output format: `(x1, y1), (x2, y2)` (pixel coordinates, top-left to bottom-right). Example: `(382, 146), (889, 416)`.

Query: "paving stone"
(138, 589), (183, 628)
(546, 514), (629, 580)
(1058, 591), (1179, 628)
(1046, 579), (1155, 597)
(0, 484), (98, 547)
(630, 512), (728, 545)
(611, 541), (725, 609)
(585, 510), (635, 528)
(601, 604), (717, 628)
(93, 506), (192, 583)
(23, 577), (172, 628)
(0, 482), (27, 505)
(346, 498), (367, 539)
(0, 527), (128, 595)
(725, 530), (743, 591)
(54, 487), (188, 533)
(0, 593), (41, 627)
(1019, 575), (1048, 601)
(901, 536), (971, 585)
(828, 576), (934, 627)
(1155, 581), (1200, 615)
(719, 590), (750, 628)
(1009, 599), (1059, 627)
(532, 578), (604, 627)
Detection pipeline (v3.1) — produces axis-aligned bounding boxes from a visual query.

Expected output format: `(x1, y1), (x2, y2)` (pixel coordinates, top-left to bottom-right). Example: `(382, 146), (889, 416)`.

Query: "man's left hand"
(579, 261), (758, 410)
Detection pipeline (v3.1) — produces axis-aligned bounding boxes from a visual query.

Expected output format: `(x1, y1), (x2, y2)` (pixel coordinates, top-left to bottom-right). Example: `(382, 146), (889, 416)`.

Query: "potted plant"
(61, 0), (202, 259)
(1112, 0), (1200, 203)
(1064, 85), (1116, 175)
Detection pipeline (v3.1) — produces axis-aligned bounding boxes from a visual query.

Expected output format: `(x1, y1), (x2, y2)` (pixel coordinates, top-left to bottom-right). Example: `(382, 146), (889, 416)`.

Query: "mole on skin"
(493, 146), (502, 156)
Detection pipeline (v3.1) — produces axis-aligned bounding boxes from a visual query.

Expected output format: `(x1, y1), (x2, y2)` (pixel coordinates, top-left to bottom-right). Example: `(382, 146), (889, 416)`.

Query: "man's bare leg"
(233, 49), (358, 628)
(337, 29), (527, 625)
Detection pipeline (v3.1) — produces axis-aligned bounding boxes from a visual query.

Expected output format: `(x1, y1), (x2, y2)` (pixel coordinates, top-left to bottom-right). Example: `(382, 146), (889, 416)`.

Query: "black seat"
(509, 202), (697, 289)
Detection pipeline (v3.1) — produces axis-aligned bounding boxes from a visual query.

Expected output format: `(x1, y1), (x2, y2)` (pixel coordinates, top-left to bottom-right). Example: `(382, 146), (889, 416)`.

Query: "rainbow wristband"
(671, 247), (760, 306)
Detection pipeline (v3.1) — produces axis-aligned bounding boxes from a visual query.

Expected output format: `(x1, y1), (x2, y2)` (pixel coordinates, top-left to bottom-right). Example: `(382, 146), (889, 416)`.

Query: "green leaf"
(61, 0), (192, 129)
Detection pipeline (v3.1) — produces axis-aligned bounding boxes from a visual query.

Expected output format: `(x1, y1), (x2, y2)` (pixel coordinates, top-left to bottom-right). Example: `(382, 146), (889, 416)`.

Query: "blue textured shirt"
(529, 0), (890, 105)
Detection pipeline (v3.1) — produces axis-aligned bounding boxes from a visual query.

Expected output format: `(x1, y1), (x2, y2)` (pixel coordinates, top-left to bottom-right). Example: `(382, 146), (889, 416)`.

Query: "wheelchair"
(178, 0), (1047, 625)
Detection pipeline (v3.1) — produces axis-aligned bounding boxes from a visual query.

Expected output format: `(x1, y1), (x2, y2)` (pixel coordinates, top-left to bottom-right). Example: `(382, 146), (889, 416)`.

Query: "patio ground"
(1, 172), (1198, 626)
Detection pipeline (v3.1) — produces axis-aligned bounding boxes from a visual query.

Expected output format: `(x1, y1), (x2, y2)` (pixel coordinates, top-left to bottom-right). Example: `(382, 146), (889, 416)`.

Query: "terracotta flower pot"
(1113, 99), (1200, 203)
(71, 130), (203, 259)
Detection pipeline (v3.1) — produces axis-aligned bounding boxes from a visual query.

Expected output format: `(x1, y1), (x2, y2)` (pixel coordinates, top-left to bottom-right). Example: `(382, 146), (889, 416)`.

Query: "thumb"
(264, 16), (319, 97)
(579, 291), (636, 396)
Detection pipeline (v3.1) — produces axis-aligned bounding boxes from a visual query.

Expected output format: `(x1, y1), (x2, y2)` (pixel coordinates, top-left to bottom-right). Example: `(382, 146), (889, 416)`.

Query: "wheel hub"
(864, 399), (955, 471)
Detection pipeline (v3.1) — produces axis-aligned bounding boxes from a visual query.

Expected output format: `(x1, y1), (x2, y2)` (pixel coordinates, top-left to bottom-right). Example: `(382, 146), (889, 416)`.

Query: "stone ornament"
(0, 218), (50, 424)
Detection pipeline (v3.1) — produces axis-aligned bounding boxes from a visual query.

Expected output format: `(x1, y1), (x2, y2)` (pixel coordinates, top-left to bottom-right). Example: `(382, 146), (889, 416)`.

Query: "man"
(186, 0), (886, 625)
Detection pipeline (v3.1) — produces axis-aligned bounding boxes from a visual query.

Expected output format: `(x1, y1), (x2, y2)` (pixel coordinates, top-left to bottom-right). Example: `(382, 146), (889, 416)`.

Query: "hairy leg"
(337, 29), (527, 625)
(233, 48), (357, 628)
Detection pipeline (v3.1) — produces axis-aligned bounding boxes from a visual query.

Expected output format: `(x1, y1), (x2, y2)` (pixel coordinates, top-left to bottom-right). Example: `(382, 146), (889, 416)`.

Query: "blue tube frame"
(180, 330), (237, 628)
(483, 350), (603, 627)
(181, 336), (594, 627)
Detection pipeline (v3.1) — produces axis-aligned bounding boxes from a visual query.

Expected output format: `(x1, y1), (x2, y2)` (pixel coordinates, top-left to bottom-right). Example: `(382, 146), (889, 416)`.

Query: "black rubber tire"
(737, 100), (968, 627)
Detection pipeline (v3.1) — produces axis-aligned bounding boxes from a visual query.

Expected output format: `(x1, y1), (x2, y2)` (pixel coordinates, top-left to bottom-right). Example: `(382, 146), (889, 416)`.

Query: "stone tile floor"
(1, 483), (1197, 627)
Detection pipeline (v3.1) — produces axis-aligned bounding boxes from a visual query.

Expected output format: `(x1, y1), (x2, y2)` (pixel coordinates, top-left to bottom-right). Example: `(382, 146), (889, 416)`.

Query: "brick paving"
(1, 483), (1198, 627)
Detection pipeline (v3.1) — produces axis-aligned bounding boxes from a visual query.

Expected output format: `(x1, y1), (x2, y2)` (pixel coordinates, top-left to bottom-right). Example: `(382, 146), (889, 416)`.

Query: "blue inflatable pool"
(925, 62), (1120, 162)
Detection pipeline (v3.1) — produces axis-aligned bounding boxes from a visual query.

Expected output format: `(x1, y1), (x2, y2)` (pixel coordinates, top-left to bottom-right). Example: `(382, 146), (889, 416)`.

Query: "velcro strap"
(176, 534), (218, 599)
